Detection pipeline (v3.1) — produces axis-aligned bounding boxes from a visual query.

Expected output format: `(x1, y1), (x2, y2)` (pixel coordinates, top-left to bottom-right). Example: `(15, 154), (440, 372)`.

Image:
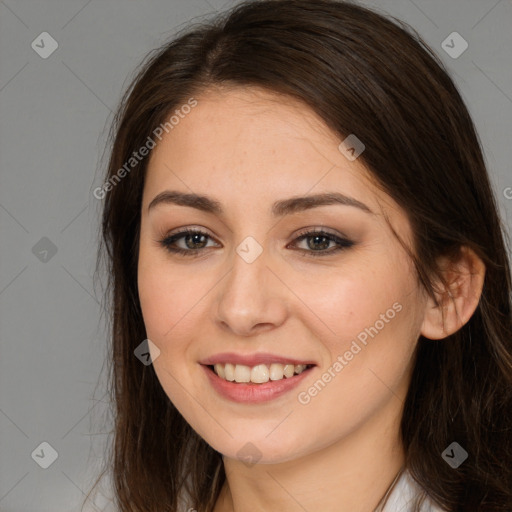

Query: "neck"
(214, 395), (406, 512)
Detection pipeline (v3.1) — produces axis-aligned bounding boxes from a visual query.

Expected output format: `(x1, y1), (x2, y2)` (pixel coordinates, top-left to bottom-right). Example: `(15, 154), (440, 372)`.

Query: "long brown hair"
(86, 1), (512, 510)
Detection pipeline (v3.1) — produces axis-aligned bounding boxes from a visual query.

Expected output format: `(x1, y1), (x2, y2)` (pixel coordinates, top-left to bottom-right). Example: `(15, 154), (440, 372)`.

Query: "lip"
(199, 352), (316, 367)
(201, 363), (315, 404)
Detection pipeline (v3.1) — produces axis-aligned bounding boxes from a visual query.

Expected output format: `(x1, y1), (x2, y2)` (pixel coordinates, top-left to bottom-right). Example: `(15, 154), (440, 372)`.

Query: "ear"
(420, 246), (486, 340)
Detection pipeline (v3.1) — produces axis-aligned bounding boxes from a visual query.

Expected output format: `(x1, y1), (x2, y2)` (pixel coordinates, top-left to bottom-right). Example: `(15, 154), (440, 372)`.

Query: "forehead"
(150, 86), (340, 169)
(143, 86), (393, 218)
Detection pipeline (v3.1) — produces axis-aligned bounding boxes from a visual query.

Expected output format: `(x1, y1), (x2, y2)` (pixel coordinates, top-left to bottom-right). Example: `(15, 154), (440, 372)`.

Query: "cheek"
(137, 252), (206, 420)
(286, 271), (418, 454)
(290, 254), (419, 404)
(137, 263), (174, 341)
(137, 244), (201, 344)
(292, 257), (412, 348)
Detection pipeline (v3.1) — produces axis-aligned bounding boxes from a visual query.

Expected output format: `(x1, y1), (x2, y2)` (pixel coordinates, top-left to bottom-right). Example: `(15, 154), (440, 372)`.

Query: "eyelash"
(158, 227), (354, 258)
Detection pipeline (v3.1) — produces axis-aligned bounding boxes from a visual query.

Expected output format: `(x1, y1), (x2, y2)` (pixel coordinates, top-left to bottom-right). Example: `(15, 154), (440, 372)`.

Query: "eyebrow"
(147, 190), (374, 217)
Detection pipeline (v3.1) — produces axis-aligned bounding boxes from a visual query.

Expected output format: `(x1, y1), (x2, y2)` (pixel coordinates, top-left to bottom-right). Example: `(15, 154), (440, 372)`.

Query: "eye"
(158, 228), (219, 257)
(158, 227), (354, 258)
(289, 228), (354, 257)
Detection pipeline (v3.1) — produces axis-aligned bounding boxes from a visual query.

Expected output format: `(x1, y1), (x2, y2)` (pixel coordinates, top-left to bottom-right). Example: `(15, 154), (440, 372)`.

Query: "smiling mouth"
(206, 363), (315, 384)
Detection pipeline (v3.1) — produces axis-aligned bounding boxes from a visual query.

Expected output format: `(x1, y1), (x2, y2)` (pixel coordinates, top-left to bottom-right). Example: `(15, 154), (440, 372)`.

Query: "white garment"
(175, 468), (448, 512)
(381, 469), (446, 512)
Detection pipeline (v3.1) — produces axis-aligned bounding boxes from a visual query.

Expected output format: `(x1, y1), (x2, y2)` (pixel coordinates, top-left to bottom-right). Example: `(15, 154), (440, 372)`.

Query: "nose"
(213, 243), (288, 337)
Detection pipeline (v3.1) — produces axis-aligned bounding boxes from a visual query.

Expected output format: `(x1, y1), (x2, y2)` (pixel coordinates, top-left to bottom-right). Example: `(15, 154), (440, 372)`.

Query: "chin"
(205, 431), (308, 466)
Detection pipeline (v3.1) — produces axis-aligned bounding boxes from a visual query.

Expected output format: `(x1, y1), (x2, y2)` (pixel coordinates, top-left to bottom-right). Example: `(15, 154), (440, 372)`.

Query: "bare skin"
(137, 85), (486, 512)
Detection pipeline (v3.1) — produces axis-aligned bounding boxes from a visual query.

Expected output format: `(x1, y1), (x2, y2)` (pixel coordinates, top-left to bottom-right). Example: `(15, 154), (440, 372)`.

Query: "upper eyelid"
(294, 226), (346, 238)
(163, 227), (219, 243)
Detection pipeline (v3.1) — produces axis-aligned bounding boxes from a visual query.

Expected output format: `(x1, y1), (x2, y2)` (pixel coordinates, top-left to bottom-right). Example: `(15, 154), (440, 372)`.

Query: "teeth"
(283, 364), (295, 378)
(214, 363), (225, 379)
(234, 364), (251, 382)
(212, 363), (310, 383)
(269, 363), (284, 380)
(251, 364), (269, 383)
(224, 363), (235, 381)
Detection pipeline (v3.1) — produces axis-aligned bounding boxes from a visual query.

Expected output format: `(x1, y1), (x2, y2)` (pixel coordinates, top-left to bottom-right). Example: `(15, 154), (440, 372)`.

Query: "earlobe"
(420, 246), (486, 341)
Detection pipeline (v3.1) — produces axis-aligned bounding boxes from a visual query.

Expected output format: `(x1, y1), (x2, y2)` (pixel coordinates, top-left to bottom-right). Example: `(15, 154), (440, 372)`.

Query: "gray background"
(1, 0), (511, 510)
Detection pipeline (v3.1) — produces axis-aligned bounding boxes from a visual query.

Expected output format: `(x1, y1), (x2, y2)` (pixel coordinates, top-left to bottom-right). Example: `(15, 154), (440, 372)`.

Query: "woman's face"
(137, 85), (428, 463)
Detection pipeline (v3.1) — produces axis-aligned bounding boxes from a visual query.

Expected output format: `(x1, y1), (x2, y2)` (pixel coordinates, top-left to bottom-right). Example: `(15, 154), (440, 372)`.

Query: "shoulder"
(381, 469), (446, 512)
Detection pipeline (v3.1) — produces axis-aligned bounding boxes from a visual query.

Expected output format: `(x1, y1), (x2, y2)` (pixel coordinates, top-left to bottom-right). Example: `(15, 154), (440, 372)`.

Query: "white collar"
(380, 469), (445, 512)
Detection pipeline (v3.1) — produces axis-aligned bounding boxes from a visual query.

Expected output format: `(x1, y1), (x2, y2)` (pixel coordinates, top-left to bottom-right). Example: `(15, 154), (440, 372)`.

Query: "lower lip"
(201, 364), (314, 404)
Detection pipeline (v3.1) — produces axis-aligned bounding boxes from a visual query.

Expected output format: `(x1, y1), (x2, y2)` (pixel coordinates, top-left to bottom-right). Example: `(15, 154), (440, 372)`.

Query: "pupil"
(309, 235), (329, 250)
(187, 233), (206, 249)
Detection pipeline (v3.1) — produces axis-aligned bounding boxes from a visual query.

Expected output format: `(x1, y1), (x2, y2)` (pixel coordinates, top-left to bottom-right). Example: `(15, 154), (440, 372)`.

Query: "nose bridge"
(224, 236), (271, 310)
(214, 234), (287, 335)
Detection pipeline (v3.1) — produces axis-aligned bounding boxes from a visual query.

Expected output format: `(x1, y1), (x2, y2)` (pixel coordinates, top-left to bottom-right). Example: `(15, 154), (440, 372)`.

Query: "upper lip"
(200, 352), (317, 367)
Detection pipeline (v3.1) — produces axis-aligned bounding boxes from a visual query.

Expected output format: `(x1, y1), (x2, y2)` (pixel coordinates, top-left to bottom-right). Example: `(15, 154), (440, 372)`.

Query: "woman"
(87, 1), (512, 510)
